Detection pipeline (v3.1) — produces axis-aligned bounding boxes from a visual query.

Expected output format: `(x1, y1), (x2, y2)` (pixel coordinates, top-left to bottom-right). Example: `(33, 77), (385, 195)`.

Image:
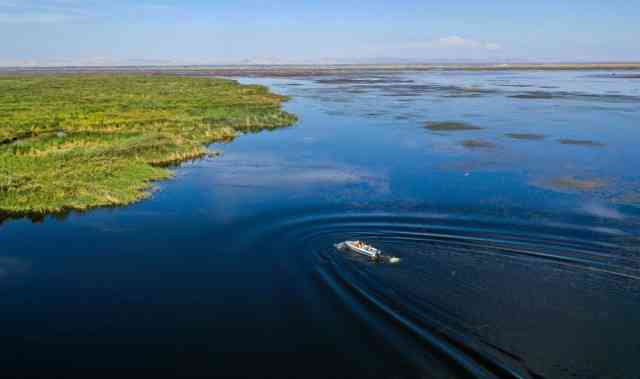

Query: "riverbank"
(0, 75), (297, 214)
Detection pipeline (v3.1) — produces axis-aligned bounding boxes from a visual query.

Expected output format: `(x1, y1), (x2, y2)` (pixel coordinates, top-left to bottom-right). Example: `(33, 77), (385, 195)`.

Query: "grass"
(0, 75), (297, 214)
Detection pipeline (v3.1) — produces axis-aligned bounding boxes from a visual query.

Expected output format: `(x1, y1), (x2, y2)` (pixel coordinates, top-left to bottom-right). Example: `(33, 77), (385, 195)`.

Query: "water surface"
(2, 70), (640, 378)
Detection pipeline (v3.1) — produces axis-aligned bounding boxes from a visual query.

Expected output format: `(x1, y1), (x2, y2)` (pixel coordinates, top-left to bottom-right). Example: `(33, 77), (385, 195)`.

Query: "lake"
(1, 70), (639, 378)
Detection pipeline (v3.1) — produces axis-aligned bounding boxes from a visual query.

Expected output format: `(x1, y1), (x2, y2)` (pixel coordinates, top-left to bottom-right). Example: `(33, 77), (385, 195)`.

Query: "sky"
(1, 0), (639, 66)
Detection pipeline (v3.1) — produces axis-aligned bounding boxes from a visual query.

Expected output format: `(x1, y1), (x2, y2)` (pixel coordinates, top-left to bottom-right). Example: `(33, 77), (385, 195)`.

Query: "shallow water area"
(1, 70), (640, 378)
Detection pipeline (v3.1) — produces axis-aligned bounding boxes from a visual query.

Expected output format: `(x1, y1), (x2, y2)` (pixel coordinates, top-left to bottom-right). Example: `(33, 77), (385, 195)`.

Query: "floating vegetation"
(0, 75), (297, 214)
(505, 133), (546, 140)
(372, 83), (500, 98)
(461, 139), (497, 149)
(510, 90), (639, 103)
(558, 139), (606, 147)
(342, 87), (371, 94)
(442, 85), (500, 98)
(425, 121), (483, 131)
(510, 91), (556, 99)
(442, 92), (484, 98)
(585, 74), (640, 79)
(549, 177), (606, 191)
(316, 77), (413, 85)
(530, 176), (611, 199)
(497, 83), (534, 88)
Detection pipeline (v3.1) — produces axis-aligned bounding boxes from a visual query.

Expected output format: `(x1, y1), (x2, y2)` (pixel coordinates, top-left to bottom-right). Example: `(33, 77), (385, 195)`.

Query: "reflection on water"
(0, 256), (29, 279)
(1, 70), (640, 378)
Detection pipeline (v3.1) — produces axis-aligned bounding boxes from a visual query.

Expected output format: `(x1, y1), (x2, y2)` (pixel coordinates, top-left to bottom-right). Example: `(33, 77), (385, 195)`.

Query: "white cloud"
(208, 152), (390, 194)
(405, 35), (502, 51)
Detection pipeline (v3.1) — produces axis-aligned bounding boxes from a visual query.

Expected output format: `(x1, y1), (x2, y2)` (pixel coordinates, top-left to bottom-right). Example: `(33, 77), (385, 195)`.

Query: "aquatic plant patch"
(0, 75), (297, 214)
(425, 121), (483, 131)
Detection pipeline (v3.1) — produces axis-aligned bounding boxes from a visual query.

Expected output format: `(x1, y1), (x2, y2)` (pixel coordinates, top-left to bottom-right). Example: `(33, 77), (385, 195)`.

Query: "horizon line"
(2, 62), (640, 70)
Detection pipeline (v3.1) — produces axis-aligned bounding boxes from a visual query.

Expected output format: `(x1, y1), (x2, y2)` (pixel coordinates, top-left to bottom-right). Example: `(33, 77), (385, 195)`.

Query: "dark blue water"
(2, 71), (640, 378)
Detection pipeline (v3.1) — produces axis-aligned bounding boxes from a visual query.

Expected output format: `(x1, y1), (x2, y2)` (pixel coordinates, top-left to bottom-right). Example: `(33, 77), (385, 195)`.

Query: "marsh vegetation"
(505, 133), (546, 140)
(558, 139), (606, 147)
(549, 177), (606, 191)
(424, 121), (483, 131)
(0, 75), (296, 214)
(461, 139), (497, 149)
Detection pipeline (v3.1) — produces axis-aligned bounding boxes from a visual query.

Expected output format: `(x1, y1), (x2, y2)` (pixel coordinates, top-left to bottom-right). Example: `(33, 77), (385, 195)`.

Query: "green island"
(0, 75), (297, 214)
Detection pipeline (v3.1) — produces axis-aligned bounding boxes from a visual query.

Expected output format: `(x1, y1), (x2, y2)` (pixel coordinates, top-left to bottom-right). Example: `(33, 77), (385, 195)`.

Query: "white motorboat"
(344, 240), (381, 260)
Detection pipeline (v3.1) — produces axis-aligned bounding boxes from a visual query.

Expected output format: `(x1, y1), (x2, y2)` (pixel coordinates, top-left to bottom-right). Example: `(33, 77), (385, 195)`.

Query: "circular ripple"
(231, 207), (640, 378)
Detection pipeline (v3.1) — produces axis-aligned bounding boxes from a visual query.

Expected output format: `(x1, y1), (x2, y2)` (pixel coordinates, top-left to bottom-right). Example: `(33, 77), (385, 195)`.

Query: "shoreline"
(0, 75), (296, 216)
(2, 63), (640, 78)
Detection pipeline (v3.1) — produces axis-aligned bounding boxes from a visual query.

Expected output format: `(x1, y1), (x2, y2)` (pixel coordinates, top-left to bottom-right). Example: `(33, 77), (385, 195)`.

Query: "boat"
(344, 240), (381, 260)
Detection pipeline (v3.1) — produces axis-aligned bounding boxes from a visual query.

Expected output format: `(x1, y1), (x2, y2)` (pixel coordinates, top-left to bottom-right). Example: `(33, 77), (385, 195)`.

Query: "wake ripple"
(233, 208), (640, 378)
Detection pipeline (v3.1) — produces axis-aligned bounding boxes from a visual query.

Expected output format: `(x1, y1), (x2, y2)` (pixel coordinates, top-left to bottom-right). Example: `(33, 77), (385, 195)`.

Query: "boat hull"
(344, 241), (381, 259)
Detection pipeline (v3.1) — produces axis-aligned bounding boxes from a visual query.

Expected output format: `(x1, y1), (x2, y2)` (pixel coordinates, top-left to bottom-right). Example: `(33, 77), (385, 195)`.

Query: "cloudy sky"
(2, 0), (638, 66)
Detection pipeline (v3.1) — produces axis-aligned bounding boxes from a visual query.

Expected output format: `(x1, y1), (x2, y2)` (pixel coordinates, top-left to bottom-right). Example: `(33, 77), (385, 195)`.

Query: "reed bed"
(0, 75), (297, 213)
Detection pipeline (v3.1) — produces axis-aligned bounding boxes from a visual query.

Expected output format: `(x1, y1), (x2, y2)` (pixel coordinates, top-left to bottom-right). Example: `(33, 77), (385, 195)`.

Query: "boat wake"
(231, 205), (640, 378)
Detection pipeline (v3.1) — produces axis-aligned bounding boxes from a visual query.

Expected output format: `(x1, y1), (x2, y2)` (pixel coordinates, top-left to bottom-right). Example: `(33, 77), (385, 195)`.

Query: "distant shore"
(2, 63), (640, 77)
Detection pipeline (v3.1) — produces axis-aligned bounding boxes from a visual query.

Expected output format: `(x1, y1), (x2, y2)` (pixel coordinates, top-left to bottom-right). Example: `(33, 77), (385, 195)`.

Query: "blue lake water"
(1, 70), (640, 378)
